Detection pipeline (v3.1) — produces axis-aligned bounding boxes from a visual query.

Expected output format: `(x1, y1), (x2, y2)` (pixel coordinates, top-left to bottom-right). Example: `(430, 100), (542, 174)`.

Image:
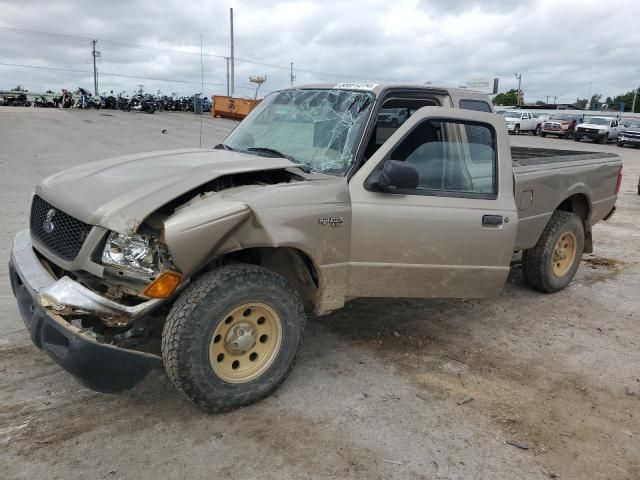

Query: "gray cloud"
(0, 0), (638, 103)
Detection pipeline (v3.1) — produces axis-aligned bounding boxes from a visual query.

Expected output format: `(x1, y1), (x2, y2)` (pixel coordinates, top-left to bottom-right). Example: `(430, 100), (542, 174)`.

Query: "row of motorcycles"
(69, 89), (211, 114)
(2, 88), (212, 114)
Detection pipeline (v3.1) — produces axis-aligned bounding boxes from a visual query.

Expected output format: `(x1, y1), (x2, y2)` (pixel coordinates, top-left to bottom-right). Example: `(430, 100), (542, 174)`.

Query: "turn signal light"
(143, 270), (182, 298)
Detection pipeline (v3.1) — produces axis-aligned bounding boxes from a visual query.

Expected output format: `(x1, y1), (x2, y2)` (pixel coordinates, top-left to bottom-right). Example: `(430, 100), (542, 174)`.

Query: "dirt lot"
(1, 108), (638, 480)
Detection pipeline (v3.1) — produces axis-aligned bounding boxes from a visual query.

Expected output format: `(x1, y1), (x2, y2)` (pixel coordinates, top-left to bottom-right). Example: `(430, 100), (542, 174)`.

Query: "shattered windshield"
(223, 89), (374, 175)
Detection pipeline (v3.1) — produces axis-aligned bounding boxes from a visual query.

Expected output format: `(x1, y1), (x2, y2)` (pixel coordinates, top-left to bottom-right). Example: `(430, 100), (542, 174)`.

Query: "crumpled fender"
(163, 197), (251, 276)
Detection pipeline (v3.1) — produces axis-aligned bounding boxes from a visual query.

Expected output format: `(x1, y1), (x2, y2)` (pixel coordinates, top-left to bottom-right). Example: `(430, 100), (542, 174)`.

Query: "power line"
(0, 61), (258, 90)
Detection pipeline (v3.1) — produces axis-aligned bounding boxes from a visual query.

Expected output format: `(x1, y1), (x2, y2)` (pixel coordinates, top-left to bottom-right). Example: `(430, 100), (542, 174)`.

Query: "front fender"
(164, 197), (251, 276)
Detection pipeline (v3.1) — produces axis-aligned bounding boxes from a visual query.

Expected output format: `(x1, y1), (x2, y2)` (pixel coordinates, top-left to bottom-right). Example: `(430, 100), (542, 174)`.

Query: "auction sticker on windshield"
(334, 82), (378, 91)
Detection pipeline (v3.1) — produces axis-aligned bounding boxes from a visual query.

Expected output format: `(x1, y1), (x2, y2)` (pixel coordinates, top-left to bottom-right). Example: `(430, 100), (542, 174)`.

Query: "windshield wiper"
(214, 143), (234, 150)
(246, 147), (311, 173)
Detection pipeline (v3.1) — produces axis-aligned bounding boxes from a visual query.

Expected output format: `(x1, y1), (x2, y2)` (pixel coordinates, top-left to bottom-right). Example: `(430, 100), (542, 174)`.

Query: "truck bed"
(511, 146), (619, 167)
(511, 146), (621, 251)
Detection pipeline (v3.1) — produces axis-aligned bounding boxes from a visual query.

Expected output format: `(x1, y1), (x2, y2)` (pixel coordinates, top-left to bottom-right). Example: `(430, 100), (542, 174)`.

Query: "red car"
(540, 113), (579, 139)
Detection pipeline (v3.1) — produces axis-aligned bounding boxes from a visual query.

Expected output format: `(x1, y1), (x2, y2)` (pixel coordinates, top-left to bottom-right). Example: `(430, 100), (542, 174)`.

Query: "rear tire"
(522, 211), (584, 293)
(162, 264), (306, 413)
(534, 125), (541, 136)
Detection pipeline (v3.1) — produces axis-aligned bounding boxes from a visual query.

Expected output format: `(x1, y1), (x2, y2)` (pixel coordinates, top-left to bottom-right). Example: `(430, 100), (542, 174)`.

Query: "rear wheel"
(162, 264), (305, 413)
(522, 211), (584, 293)
(534, 125), (541, 136)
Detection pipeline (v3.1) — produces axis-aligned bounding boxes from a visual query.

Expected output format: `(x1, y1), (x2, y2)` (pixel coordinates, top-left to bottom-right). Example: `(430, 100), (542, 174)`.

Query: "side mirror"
(368, 160), (419, 192)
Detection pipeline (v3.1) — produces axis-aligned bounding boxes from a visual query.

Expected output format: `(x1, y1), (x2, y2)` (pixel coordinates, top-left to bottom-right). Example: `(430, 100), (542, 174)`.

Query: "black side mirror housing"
(367, 160), (419, 192)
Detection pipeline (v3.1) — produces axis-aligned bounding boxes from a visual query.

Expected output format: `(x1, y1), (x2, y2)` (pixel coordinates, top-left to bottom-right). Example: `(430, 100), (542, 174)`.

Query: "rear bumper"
(9, 230), (162, 392)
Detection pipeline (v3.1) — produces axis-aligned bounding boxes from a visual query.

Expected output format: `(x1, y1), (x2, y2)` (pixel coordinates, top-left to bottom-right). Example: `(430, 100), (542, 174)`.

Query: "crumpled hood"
(36, 148), (295, 232)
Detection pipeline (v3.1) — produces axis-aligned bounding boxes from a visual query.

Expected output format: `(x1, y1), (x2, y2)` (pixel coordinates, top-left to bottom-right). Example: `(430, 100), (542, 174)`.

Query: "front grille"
(578, 127), (597, 134)
(623, 131), (640, 138)
(30, 195), (93, 261)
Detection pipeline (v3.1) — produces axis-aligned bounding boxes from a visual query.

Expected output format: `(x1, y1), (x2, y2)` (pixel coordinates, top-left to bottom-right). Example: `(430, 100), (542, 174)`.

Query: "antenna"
(199, 34), (204, 149)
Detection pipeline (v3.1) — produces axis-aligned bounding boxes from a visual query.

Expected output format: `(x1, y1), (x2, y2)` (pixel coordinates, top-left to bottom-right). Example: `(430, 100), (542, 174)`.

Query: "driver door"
(348, 106), (518, 299)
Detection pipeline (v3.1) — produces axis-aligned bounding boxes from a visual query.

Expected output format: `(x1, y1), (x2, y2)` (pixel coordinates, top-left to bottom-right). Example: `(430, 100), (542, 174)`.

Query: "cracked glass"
(224, 89), (374, 175)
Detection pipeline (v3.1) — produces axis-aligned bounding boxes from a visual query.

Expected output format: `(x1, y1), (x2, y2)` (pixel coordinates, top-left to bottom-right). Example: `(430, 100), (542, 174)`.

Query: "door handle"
(482, 215), (503, 226)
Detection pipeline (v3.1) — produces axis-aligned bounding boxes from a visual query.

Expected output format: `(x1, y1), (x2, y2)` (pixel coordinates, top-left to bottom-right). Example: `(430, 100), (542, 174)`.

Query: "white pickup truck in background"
(501, 110), (540, 135)
(574, 116), (620, 144)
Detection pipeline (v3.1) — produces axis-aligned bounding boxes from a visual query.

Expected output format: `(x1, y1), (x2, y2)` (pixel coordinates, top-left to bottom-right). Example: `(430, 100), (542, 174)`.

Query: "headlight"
(102, 232), (171, 275)
(561, 124), (569, 129)
(599, 129), (607, 134)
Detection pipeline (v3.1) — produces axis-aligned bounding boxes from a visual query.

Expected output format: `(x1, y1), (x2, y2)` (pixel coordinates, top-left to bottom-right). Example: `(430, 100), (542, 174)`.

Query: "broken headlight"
(101, 232), (171, 275)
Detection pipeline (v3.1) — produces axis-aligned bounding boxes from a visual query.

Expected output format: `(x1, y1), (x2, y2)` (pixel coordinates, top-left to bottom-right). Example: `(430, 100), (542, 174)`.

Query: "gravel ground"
(1, 108), (638, 480)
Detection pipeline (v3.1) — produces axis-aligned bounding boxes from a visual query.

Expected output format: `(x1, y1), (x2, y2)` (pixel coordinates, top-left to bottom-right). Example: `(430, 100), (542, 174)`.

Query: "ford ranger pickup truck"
(9, 83), (622, 412)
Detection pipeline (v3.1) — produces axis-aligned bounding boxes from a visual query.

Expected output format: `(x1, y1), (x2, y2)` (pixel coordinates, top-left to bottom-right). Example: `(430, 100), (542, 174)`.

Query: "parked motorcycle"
(124, 94), (156, 114)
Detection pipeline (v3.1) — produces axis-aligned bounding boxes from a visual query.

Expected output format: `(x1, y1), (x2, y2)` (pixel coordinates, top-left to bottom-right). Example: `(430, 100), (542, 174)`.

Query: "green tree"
(589, 94), (602, 109)
(575, 98), (588, 109)
(492, 89), (519, 106)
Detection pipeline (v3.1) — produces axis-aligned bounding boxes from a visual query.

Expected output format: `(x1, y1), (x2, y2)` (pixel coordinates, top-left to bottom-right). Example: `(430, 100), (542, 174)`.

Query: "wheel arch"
(554, 192), (593, 253)
(196, 246), (320, 315)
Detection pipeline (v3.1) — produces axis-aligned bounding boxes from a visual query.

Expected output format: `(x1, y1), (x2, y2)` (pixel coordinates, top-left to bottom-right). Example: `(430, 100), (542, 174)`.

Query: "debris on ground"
(506, 440), (530, 450)
(161, 129), (168, 134)
(624, 386), (636, 396)
(392, 331), (400, 338)
(457, 396), (474, 405)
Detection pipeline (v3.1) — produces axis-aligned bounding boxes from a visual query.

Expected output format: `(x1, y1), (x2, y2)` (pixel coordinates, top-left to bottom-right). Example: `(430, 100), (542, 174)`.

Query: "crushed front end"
(7, 196), (183, 392)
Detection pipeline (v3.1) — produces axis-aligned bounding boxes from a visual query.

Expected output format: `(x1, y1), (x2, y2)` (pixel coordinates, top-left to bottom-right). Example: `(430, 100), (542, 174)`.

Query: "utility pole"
(229, 8), (235, 98)
(514, 73), (522, 106)
(633, 87), (638, 113)
(91, 40), (98, 96)
(225, 57), (230, 97)
(290, 62), (296, 86)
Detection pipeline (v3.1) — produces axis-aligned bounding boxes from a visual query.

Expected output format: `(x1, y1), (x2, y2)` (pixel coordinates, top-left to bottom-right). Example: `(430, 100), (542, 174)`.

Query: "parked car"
(617, 120), (640, 148)
(501, 110), (540, 135)
(9, 83), (621, 413)
(377, 107), (409, 127)
(540, 113), (578, 138)
(574, 116), (619, 144)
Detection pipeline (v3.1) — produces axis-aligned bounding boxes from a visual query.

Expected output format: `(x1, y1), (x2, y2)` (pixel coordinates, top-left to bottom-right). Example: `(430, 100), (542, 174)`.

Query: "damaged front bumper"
(8, 229), (163, 392)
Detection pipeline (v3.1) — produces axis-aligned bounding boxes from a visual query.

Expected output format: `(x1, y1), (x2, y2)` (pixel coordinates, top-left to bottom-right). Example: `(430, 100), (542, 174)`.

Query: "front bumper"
(9, 230), (162, 392)
(542, 128), (569, 135)
(575, 130), (605, 141)
(618, 136), (640, 145)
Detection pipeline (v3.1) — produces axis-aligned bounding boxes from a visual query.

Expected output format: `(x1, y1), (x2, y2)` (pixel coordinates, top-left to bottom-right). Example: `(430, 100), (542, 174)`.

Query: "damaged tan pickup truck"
(10, 83), (622, 412)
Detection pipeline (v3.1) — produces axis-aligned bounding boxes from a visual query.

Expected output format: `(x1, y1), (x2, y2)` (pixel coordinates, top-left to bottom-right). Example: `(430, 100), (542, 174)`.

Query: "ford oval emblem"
(43, 209), (56, 233)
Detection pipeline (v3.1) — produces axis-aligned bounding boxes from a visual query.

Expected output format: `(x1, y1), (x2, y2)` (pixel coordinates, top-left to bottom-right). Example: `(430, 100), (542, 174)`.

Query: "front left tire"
(162, 264), (306, 413)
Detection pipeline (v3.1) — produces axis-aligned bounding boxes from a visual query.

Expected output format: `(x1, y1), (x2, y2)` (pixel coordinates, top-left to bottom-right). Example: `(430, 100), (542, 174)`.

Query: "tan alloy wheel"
(209, 303), (283, 383)
(552, 231), (577, 277)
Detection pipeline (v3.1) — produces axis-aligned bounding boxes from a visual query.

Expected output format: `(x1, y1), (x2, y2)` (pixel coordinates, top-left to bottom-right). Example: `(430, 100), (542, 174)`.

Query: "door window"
(385, 119), (497, 198)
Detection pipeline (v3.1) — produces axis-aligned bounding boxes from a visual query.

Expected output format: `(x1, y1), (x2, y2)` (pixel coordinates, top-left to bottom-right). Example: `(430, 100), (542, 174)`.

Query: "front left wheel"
(162, 264), (306, 413)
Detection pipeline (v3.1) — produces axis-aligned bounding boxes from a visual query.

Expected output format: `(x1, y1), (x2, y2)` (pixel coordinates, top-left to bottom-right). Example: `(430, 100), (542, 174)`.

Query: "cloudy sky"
(0, 0), (638, 102)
